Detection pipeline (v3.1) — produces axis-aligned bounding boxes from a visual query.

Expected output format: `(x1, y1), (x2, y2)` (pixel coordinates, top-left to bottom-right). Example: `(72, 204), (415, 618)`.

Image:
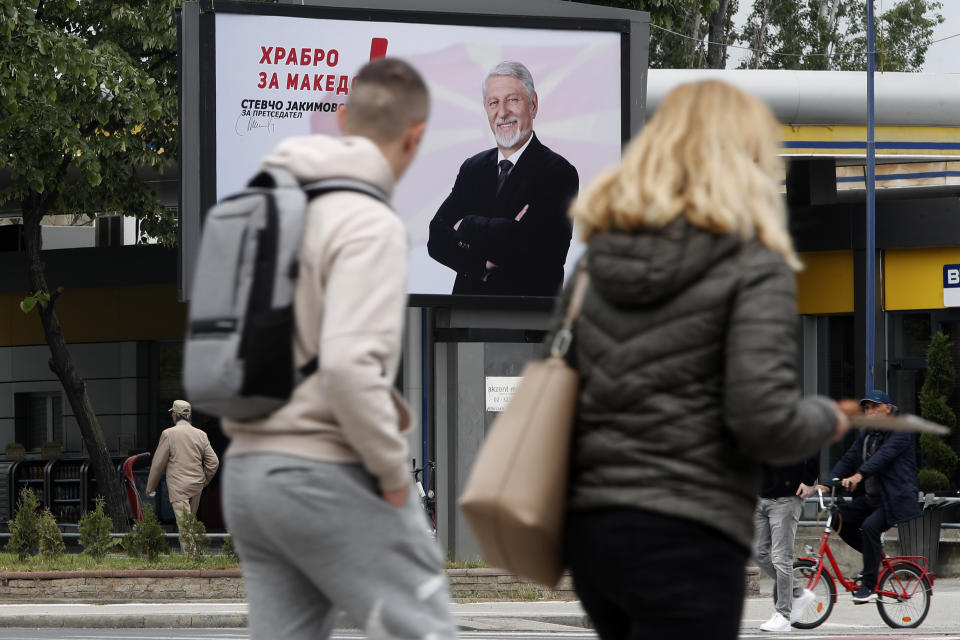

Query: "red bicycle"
(791, 479), (934, 629)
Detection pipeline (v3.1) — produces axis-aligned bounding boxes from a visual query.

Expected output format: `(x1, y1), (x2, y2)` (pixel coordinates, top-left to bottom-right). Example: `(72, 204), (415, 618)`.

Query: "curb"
(0, 615), (248, 629)
(0, 569), (242, 580)
(0, 613), (594, 630)
(458, 614), (593, 630)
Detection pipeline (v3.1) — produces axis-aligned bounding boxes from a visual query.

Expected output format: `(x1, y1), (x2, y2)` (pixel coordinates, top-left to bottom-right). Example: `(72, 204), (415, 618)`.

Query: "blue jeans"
(565, 507), (748, 640)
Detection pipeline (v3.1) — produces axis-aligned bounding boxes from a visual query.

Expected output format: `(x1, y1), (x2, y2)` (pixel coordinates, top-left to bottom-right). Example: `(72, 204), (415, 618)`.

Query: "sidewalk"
(0, 577), (957, 632)
(0, 600), (591, 631)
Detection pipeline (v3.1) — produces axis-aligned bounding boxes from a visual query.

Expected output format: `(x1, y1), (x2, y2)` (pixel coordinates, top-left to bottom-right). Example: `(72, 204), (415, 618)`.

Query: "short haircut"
(342, 58), (429, 143)
(482, 61), (535, 100)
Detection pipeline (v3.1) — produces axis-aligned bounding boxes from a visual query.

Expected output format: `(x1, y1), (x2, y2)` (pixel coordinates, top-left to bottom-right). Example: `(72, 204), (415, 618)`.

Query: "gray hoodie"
(222, 135), (412, 493)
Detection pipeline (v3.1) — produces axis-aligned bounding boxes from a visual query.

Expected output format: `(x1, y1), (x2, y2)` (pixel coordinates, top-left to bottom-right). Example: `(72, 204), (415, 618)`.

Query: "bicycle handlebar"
(816, 477), (848, 511)
(410, 460), (436, 482)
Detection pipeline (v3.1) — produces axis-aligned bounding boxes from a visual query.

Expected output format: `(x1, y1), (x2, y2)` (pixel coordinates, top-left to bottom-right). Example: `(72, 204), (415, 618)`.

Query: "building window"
(13, 392), (64, 451)
(818, 316), (856, 475)
(888, 312), (933, 417)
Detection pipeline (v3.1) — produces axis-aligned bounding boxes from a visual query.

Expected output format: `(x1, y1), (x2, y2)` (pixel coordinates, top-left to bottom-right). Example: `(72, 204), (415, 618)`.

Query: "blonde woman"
(551, 81), (851, 639)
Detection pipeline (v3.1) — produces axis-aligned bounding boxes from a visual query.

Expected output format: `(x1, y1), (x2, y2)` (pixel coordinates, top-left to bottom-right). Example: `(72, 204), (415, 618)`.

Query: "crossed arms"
(427, 158), (577, 282)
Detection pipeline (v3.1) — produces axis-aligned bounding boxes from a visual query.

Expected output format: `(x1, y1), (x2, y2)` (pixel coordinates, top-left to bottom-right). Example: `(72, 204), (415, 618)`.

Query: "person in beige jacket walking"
(146, 399), (219, 549)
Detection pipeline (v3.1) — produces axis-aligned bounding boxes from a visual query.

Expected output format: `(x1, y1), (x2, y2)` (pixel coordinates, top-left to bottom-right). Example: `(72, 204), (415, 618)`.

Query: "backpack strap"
(248, 166), (301, 190)
(299, 358), (319, 378)
(294, 177), (391, 381)
(302, 177), (391, 206)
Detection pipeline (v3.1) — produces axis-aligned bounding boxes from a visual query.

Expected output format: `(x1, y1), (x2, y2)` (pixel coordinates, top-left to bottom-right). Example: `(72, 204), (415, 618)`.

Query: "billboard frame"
(179, 0), (649, 308)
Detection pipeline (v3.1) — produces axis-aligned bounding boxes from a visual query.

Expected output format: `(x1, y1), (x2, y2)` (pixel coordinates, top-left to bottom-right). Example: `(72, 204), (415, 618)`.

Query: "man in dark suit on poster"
(428, 61), (579, 296)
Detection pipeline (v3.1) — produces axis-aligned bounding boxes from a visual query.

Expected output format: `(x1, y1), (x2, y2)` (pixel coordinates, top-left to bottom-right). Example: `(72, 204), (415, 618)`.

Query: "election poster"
(214, 11), (623, 298)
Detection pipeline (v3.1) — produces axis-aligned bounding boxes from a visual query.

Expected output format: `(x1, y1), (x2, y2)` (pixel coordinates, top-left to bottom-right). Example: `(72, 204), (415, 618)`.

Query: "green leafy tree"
(738, 0), (943, 71)
(122, 504), (168, 563)
(567, 0), (740, 68)
(78, 497), (120, 560)
(0, 0), (182, 531)
(37, 508), (65, 560)
(6, 487), (42, 561)
(918, 331), (959, 492)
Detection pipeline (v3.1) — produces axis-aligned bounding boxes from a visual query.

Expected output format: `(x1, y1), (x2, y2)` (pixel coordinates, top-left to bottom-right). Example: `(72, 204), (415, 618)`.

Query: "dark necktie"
(496, 159), (513, 196)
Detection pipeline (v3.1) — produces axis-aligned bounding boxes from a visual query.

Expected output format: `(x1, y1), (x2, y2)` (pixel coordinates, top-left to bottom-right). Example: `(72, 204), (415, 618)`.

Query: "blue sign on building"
(944, 264), (960, 307)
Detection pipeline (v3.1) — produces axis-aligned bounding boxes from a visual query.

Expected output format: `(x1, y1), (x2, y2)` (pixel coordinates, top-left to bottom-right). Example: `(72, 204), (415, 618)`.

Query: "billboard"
(186, 2), (640, 304)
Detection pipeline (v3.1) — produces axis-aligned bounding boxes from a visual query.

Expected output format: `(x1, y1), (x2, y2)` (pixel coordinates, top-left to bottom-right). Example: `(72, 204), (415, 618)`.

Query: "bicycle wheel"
(791, 559), (835, 629)
(876, 562), (932, 628)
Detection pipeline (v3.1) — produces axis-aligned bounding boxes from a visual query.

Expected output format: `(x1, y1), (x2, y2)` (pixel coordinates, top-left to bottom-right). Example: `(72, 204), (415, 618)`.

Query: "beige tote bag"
(458, 273), (588, 587)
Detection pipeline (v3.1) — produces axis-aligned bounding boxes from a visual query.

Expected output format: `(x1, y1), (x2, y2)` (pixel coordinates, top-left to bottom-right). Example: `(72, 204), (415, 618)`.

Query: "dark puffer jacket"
(551, 217), (836, 551)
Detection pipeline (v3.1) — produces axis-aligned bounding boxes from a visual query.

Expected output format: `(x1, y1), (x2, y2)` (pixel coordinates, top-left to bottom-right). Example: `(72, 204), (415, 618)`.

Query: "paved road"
(742, 575), (960, 637)
(0, 633), (600, 640)
(0, 576), (955, 638)
(0, 631), (958, 640)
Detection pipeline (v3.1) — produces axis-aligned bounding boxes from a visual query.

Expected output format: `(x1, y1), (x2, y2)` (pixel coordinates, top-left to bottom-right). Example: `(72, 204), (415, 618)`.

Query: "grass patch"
(454, 586), (545, 601)
(495, 586), (541, 601)
(0, 552), (239, 572)
(444, 559), (488, 569)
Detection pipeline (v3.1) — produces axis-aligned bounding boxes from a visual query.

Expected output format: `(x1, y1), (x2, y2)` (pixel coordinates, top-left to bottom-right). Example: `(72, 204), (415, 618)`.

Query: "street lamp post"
(865, 0), (877, 393)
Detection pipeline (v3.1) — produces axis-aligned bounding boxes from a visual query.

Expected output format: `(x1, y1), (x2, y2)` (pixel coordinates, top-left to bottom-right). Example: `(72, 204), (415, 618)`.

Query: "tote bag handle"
(550, 271), (589, 358)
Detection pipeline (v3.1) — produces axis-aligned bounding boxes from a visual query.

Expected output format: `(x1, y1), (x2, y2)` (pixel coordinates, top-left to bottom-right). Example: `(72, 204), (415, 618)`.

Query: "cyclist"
(821, 390), (921, 603)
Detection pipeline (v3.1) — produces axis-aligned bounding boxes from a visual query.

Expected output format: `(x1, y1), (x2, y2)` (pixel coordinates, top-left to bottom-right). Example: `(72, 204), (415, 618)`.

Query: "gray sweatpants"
(753, 496), (803, 618)
(222, 454), (455, 640)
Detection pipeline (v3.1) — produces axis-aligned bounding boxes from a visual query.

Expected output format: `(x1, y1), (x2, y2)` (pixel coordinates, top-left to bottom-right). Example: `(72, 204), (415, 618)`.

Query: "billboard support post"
(865, 0), (877, 393)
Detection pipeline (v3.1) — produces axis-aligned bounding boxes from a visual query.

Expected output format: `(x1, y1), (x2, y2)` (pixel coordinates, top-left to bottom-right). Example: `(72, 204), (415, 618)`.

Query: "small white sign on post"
(485, 376), (522, 413)
(944, 264), (960, 307)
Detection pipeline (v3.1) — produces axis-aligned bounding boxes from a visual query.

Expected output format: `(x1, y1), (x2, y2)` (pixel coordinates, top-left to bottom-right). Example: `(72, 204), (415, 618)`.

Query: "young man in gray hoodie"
(221, 58), (454, 640)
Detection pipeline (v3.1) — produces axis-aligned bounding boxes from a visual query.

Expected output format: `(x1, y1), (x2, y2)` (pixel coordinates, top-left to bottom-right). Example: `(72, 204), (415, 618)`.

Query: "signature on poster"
(235, 114), (276, 136)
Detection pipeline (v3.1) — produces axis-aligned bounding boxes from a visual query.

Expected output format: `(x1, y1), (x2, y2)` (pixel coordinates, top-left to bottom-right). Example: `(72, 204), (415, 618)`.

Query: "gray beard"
(494, 124), (531, 150)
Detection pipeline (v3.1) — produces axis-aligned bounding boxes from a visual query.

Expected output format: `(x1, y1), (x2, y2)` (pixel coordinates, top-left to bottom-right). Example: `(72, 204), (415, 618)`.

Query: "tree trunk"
(707, 0), (732, 69)
(686, 8), (703, 68)
(20, 197), (131, 533)
(819, 0), (841, 62)
(753, 1), (772, 69)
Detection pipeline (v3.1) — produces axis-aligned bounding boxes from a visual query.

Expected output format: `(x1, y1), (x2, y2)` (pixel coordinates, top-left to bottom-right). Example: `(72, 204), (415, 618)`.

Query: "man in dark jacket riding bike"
(823, 390), (921, 604)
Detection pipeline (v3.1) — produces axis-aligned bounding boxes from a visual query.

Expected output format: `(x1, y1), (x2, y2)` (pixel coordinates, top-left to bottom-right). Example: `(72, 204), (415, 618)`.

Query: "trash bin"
(897, 497), (949, 574)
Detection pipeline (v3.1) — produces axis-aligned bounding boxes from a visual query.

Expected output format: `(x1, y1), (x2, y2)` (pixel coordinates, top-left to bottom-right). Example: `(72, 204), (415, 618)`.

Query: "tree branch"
(37, 155), (75, 214)
(147, 51), (176, 73)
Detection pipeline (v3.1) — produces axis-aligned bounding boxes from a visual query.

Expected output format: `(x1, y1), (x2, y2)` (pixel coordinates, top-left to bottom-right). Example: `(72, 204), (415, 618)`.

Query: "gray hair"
(482, 61), (535, 100)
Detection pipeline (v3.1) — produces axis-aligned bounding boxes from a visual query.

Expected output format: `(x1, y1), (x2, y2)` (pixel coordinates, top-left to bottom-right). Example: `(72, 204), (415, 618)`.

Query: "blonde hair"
(570, 80), (801, 270)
